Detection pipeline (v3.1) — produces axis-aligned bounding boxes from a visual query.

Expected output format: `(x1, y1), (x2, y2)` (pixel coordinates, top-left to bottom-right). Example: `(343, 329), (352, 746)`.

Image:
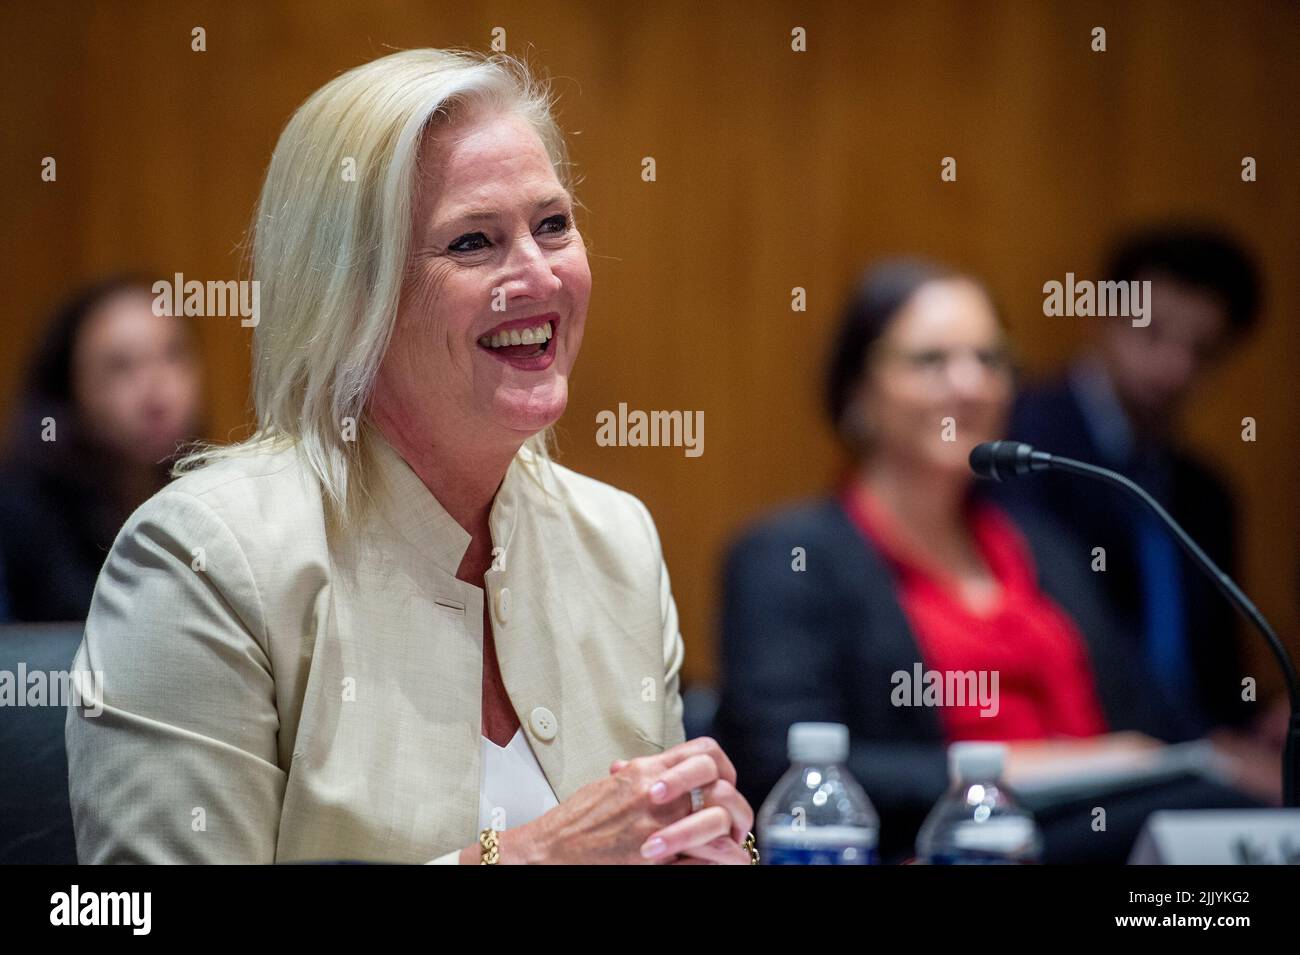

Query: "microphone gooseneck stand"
(970, 440), (1300, 808)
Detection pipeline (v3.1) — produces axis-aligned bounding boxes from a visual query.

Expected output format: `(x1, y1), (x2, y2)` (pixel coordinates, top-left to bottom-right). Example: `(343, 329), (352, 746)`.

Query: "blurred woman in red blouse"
(715, 259), (1266, 863)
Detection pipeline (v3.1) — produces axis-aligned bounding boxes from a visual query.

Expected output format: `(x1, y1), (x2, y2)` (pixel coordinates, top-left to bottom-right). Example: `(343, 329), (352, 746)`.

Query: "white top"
(478, 729), (560, 832)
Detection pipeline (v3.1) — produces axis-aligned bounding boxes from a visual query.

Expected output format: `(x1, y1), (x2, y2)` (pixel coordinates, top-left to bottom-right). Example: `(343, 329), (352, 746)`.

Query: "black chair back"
(0, 621), (84, 863)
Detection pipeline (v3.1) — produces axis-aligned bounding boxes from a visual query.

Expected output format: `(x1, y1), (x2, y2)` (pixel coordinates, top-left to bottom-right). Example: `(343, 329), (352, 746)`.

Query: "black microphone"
(970, 440), (1300, 808)
(968, 439), (1052, 482)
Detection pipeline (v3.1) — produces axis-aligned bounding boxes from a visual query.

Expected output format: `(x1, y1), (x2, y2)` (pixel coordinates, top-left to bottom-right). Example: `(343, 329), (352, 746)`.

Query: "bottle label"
(763, 845), (878, 865)
(921, 850), (1031, 865)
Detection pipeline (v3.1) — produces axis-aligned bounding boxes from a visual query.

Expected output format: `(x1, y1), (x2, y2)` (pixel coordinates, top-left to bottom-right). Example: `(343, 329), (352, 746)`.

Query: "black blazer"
(1002, 377), (1250, 733)
(713, 494), (1189, 861)
(0, 463), (117, 622)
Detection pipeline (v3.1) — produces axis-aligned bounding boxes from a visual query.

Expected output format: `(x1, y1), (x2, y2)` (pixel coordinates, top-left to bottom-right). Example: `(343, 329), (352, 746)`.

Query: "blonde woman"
(66, 49), (753, 865)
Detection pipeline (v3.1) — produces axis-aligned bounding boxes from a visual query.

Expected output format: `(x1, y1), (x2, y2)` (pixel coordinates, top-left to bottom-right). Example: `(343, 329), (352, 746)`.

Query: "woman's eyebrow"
(445, 193), (571, 224)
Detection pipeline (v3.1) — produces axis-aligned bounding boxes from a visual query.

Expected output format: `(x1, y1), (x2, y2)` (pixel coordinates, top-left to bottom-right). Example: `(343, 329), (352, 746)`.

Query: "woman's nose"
(946, 351), (991, 397)
(501, 234), (563, 301)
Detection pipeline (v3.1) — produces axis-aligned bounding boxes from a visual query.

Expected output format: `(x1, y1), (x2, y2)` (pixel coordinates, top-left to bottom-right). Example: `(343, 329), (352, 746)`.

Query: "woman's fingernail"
(640, 837), (667, 859)
(649, 781), (668, 801)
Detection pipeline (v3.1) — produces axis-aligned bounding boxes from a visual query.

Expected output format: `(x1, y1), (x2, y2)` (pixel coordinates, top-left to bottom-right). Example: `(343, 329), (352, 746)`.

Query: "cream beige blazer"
(65, 431), (686, 863)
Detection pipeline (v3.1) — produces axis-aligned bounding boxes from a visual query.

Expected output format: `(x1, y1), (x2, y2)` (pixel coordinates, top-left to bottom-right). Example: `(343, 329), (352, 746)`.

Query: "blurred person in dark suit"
(714, 260), (1268, 863)
(0, 277), (205, 621)
(1003, 226), (1276, 750)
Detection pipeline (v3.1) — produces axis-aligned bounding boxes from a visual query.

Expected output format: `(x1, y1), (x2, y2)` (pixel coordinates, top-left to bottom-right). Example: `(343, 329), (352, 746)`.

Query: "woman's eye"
(447, 215), (567, 254)
(448, 231), (490, 253)
(538, 213), (570, 234)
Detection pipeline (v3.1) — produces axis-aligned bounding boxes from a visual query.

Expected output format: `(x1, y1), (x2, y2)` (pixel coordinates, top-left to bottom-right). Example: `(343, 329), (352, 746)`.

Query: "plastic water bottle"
(757, 722), (879, 864)
(914, 741), (1043, 864)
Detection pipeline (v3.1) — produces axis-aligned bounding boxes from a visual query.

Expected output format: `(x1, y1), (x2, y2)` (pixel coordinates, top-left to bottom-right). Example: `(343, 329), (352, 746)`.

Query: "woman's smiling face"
(858, 278), (1013, 478)
(375, 106), (591, 449)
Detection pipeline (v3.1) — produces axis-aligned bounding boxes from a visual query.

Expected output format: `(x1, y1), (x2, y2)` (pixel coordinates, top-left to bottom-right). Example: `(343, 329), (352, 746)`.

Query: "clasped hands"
(476, 736), (755, 865)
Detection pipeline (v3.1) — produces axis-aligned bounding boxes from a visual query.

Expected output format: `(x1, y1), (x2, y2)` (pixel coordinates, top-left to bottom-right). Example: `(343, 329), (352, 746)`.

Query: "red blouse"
(841, 483), (1108, 742)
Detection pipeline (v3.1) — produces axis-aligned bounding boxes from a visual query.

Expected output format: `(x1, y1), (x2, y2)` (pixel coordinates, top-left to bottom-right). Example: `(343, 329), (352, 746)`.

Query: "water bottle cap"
(787, 722), (849, 762)
(948, 741), (1006, 782)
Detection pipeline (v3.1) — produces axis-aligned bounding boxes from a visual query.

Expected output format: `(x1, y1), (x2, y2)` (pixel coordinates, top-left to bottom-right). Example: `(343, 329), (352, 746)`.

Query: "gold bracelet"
(743, 831), (759, 865)
(479, 827), (501, 865)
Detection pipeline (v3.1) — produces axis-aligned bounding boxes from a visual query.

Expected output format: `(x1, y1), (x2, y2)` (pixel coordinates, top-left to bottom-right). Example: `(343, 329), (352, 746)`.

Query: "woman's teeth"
(478, 321), (554, 349)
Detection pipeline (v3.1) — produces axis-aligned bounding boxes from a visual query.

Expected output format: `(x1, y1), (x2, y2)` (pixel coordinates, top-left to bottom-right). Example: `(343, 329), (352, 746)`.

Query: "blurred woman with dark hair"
(714, 259), (1266, 863)
(0, 278), (204, 621)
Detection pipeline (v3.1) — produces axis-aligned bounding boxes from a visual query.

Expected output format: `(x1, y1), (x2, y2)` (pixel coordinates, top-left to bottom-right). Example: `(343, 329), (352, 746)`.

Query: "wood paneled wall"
(3, 0), (1297, 691)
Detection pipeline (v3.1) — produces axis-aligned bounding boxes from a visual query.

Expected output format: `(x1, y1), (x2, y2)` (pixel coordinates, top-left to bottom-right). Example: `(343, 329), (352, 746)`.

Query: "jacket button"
(529, 706), (557, 741)
(494, 587), (511, 626)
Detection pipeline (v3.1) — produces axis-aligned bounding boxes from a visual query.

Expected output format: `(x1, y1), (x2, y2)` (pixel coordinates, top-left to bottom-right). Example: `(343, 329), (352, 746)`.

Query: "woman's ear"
(839, 386), (877, 454)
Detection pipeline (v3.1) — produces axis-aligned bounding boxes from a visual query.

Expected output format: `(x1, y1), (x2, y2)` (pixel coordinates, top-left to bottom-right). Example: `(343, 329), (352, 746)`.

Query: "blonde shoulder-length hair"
(174, 48), (574, 528)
